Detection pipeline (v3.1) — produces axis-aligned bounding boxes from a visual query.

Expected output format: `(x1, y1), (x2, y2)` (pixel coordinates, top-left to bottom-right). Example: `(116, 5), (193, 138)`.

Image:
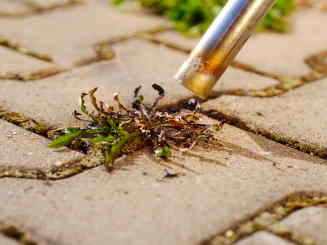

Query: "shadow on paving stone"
(1, 123), (327, 245)
(202, 76), (327, 159)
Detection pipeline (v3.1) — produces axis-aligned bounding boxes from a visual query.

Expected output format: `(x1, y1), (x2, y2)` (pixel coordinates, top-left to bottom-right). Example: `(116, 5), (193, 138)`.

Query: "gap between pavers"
(271, 207), (327, 244)
(0, 46), (54, 76)
(153, 8), (327, 78)
(1, 123), (327, 245)
(0, 119), (83, 169)
(0, 38), (277, 128)
(0, 0), (167, 67)
(234, 231), (296, 245)
(202, 77), (327, 156)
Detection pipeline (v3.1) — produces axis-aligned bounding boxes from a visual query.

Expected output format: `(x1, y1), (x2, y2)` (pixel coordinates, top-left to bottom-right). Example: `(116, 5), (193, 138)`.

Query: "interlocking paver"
(31, 0), (73, 8)
(272, 207), (327, 244)
(0, 1), (29, 14)
(202, 77), (327, 155)
(0, 119), (83, 169)
(0, 46), (52, 76)
(152, 9), (327, 77)
(234, 231), (295, 245)
(0, 0), (166, 67)
(0, 39), (276, 128)
(0, 236), (18, 245)
(1, 124), (327, 245)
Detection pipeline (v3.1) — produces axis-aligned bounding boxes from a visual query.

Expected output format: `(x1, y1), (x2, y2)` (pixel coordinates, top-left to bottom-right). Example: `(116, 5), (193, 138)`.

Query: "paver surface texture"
(1, 1), (327, 245)
(234, 231), (295, 245)
(0, 235), (18, 245)
(272, 207), (327, 244)
(2, 124), (327, 245)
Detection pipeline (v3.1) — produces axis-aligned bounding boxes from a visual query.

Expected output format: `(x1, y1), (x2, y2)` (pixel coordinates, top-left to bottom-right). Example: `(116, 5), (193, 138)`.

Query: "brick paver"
(202, 77), (327, 156)
(0, 236), (18, 245)
(1, 1), (327, 245)
(152, 8), (327, 77)
(0, 46), (52, 76)
(234, 231), (295, 245)
(272, 207), (327, 244)
(1, 124), (327, 245)
(0, 39), (276, 128)
(0, 119), (83, 169)
(0, 0), (166, 67)
(0, 1), (29, 14)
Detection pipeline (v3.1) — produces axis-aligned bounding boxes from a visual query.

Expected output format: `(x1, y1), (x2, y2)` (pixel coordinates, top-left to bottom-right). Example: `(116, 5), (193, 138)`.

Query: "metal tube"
(175, 0), (276, 99)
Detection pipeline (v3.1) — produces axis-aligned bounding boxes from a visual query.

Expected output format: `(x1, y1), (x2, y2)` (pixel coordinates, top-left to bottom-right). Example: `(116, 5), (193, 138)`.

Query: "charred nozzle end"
(175, 57), (219, 99)
(176, 72), (217, 100)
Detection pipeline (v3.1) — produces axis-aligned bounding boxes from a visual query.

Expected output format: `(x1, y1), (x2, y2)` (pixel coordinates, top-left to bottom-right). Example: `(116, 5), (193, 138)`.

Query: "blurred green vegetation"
(113, 0), (296, 36)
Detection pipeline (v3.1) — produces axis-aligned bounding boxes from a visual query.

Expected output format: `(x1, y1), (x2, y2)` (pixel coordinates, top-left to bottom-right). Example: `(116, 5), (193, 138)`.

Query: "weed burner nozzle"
(175, 0), (276, 99)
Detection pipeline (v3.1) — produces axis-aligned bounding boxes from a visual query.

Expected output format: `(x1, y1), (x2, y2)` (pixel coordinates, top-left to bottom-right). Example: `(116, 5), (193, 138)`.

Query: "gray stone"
(0, 39), (276, 128)
(0, 119), (83, 169)
(202, 77), (327, 153)
(235, 231), (295, 245)
(1, 124), (327, 245)
(273, 207), (327, 245)
(0, 0), (167, 67)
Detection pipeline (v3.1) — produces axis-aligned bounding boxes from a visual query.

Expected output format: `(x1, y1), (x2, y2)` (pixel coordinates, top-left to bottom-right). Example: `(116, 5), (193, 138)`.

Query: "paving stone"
(154, 9), (327, 77)
(0, 46), (52, 75)
(31, 0), (72, 8)
(0, 0), (166, 67)
(202, 77), (327, 154)
(236, 9), (327, 77)
(0, 236), (18, 245)
(0, 0), (29, 14)
(0, 119), (83, 169)
(234, 231), (295, 245)
(1, 124), (327, 245)
(273, 207), (327, 244)
(0, 39), (276, 128)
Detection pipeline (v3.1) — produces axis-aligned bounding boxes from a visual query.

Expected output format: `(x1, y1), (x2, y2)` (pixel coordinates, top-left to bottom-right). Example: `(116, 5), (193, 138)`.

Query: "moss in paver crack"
(49, 85), (223, 171)
(0, 107), (50, 136)
(113, 0), (296, 36)
(203, 192), (326, 245)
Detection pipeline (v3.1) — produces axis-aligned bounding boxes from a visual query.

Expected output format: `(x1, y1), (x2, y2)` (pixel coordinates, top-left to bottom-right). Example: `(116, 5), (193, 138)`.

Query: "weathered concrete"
(202, 77), (327, 154)
(0, 39), (276, 128)
(0, 119), (83, 169)
(234, 231), (295, 245)
(1, 124), (327, 245)
(273, 207), (327, 244)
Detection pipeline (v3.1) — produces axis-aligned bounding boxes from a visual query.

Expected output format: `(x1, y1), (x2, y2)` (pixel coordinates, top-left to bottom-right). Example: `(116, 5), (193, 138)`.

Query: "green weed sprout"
(49, 84), (220, 171)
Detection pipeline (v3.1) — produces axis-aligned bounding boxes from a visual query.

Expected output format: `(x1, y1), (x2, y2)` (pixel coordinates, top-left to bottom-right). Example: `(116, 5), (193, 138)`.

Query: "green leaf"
(155, 146), (172, 158)
(49, 130), (82, 148)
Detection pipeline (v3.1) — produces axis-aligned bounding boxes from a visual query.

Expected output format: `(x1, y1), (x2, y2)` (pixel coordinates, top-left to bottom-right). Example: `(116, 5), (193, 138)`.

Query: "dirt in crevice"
(201, 192), (327, 245)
